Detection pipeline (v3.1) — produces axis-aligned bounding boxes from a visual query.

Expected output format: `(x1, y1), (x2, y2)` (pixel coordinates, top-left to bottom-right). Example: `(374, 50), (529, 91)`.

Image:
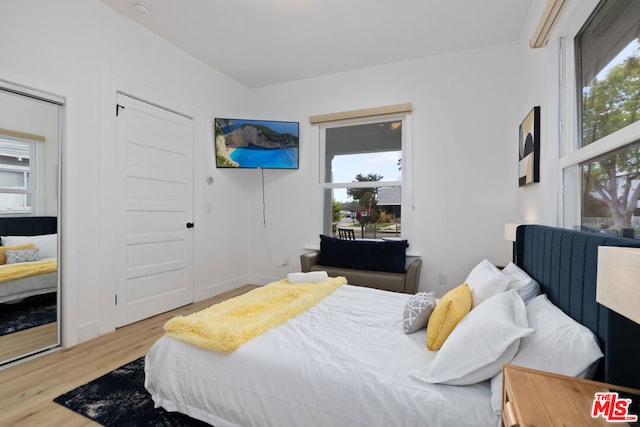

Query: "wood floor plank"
(0, 322), (57, 362)
(0, 285), (256, 427)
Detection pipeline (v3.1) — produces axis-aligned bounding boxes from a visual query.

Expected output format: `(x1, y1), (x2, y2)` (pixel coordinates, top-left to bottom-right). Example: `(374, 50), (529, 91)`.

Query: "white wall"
(513, 0), (605, 231)
(514, 0), (554, 226)
(248, 44), (525, 295)
(249, 0), (608, 291)
(0, 0), (254, 346)
(513, 0), (574, 228)
(0, 0), (566, 349)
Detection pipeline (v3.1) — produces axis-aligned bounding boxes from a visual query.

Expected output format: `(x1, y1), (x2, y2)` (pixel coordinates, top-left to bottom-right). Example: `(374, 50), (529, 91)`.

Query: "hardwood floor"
(0, 285), (257, 427)
(0, 322), (57, 362)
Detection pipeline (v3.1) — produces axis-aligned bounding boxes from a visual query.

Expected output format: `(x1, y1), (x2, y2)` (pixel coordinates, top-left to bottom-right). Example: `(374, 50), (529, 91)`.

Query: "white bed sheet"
(0, 257), (57, 304)
(145, 285), (498, 427)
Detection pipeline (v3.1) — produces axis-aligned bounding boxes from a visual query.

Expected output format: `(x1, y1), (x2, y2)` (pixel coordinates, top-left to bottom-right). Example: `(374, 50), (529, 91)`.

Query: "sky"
(330, 151), (402, 203)
(595, 39), (639, 81)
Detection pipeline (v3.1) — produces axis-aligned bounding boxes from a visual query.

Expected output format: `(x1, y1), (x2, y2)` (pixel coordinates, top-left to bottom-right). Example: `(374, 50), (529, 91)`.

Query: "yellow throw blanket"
(0, 260), (57, 284)
(164, 276), (346, 352)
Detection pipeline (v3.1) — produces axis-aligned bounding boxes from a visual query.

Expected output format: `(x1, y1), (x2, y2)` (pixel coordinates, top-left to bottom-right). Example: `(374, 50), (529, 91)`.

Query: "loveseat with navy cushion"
(300, 235), (422, 294)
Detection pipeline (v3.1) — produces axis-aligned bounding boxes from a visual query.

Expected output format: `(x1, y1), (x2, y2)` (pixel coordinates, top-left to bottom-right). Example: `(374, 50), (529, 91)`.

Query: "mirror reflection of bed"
(0, 82), (62, 367)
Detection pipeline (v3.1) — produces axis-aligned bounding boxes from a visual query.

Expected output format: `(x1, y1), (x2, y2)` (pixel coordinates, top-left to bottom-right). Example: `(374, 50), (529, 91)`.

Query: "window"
(320, 116), (409, 239)
(0, 136), (36, 216)
(580, 141), (640, 236)
(576, 0), (640, 146)
(563, 0), (640, 237)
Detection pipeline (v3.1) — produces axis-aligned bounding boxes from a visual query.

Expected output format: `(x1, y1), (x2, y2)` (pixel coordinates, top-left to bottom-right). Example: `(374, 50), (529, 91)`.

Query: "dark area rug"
(53, 356), (211, 426)
(0, 292), (57, 336)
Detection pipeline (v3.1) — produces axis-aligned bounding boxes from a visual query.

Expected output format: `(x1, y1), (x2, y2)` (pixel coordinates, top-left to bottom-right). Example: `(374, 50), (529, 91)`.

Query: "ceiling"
(99, 0), (533, 88)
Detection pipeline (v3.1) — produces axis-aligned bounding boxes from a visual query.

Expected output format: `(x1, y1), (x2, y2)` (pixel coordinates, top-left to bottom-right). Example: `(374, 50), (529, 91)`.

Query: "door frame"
(98, 70), (204, 336)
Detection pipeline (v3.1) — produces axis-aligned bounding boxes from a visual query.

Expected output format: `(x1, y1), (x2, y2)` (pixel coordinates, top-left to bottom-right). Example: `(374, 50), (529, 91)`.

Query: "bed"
(0, 216), (58, 304)
(515, 224), (640, 389)
(145, 225), (640, 426)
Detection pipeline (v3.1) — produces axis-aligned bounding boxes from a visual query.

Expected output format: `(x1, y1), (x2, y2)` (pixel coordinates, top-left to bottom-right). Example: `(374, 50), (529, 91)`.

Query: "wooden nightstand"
(502, 364), (640, 426)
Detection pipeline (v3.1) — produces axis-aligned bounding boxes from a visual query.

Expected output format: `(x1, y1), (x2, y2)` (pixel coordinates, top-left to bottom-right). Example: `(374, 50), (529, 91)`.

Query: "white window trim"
(559, 121), (640, 169)
(316, 113), (414, 240)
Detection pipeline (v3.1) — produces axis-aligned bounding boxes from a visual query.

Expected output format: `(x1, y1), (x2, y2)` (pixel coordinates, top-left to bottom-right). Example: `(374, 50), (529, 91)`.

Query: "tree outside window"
(582, 142), (640, 234)
(575, 0), (640, 237)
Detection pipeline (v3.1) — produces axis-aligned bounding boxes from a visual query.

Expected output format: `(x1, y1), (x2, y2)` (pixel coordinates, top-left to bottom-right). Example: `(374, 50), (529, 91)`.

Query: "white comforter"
(145, 285), (497, 427)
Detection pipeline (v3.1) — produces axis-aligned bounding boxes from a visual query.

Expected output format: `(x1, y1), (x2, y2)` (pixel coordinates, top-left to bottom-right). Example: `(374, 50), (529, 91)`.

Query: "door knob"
(186, 222), (194, 229)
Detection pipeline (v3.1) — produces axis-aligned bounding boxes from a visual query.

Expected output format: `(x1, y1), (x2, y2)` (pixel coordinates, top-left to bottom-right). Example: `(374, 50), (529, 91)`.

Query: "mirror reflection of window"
(0, 137), (34, 215)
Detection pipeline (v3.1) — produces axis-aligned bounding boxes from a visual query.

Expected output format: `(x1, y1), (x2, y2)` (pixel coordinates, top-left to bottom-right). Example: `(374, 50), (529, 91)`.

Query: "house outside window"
(319, 115), (410, 239)
(563, 0), (640, 238)
(0, 137), (35, 216)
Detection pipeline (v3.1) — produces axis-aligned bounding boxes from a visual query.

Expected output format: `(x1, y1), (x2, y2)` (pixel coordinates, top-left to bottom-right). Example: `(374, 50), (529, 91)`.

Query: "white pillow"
(489, 294), (604, 414)
(465, 259), (511, 308)
(502, 262), (541, 303)
(1, 234), (57, 259)
(403, 291), (436, 334)
(411, 290), (533, 386)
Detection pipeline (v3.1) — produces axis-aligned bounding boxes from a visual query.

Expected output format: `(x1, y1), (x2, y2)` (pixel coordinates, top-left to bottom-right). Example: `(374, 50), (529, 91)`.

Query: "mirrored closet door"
(0, 80), (63, 366)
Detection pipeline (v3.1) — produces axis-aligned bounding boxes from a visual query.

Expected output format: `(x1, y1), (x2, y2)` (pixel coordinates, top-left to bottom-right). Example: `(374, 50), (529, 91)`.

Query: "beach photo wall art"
(214, 118), (299, 169)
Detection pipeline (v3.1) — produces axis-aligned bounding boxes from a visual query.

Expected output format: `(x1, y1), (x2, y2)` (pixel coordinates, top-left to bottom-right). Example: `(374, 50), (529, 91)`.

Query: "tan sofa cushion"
(301, 250), (422, 294)
(309, 264), (407, 293)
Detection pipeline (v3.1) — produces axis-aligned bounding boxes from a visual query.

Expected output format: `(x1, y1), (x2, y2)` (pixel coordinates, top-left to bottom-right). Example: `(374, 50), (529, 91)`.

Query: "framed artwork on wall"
(519, 106), (540, 187)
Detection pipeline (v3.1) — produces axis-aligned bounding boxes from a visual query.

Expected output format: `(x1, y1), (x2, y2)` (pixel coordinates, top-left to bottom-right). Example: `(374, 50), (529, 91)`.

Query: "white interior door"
(115, 93), (194, 327)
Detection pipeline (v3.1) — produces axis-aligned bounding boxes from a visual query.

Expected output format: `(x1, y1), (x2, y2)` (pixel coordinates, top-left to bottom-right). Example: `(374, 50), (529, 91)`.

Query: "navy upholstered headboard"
(516, 225), (640, 389)
(0, 216), (57, 240)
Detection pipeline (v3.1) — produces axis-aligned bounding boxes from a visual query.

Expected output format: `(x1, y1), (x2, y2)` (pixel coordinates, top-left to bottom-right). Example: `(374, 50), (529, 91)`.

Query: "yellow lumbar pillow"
(0, 243), (35, 265)
(426, 283), (472, 351)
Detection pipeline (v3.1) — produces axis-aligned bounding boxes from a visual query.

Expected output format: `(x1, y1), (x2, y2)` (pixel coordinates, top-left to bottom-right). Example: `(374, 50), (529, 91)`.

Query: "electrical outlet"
(438, 273), (448, 286)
